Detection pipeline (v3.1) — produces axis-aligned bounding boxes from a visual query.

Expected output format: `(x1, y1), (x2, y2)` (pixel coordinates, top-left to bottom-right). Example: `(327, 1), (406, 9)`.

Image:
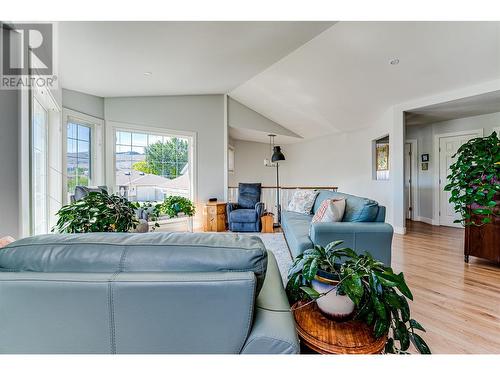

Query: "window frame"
(106, 121), (197, 203)
(62, 109), (104, 204)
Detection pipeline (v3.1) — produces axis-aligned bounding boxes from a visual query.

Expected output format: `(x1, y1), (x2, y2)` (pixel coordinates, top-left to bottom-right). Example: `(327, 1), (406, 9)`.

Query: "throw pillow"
(0, 236), (15, 249)
(287, 189), (319, 214)
(311, 198), (346, 223)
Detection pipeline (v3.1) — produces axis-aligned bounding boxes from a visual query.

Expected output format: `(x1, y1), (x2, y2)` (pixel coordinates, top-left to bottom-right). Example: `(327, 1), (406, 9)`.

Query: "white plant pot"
(311, 275), (355, 321)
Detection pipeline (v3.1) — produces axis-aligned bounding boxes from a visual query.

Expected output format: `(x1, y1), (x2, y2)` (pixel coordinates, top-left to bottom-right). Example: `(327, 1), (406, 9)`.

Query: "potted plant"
(287, 240), (431, 354)
(133, 201), (162, 231)
(444, 131), (499, 226)
(53, 191), (139, 233)
(444, 131), (499, 263)
(161, 196), (196, 218)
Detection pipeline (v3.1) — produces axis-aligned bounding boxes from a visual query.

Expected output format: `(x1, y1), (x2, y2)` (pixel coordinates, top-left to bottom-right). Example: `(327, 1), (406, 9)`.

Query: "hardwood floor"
(392, 220), (500, 354)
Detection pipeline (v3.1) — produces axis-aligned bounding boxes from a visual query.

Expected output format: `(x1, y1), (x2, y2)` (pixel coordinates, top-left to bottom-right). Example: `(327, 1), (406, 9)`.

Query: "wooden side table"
(204, 201), (227, 232)
(261, 214), (274, 233)
(292, 301), (386, 354)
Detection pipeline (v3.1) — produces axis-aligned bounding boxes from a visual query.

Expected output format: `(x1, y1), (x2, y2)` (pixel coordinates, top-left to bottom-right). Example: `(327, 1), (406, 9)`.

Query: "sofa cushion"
(0, 232), (268, 293)
(281, 211), (314, 258)
(313, 190), (379, 222)
(287, 189), (319, 214)
(229, 209), (258, 223)
(311, 198), (346, 223)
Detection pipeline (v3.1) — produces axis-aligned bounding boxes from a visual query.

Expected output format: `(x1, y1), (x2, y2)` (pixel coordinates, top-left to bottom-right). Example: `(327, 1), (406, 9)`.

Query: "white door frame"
(432, 128), (483, 226)
(405, 139), (419, 220)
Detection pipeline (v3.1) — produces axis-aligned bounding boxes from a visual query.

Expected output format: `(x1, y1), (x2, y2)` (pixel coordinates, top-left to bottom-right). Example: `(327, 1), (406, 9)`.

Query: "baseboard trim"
(394, 226), (407, 235)
(413, 216), (440, 226)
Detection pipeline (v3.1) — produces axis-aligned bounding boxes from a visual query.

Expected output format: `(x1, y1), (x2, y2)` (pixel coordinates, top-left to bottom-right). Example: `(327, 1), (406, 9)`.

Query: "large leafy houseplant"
(161, 196), (196, 218)
(444, 131), (500, 226)
(287, 241), (431, 354)
(53, 191), (139, 233)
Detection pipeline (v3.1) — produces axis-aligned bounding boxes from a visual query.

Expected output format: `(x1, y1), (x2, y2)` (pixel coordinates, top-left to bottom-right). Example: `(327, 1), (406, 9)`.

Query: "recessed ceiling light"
(143, 71), (152, 76)
(389, 58), (400, 65)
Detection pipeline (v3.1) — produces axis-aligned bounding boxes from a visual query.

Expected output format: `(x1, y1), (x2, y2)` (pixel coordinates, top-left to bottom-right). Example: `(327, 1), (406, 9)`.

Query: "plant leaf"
(342, 273), (364, 305)
(410, 333), (431, 354)
(397, 321), (410, 351)
(373, 318), (389, 338)
(409, 319), (426, 332)
(300, 286), (320, 300)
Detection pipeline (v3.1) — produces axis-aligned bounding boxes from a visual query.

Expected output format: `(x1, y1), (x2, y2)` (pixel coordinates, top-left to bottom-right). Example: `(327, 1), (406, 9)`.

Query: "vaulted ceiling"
(230, 22), (500, 140)
(59, 21), (500, 143)
(58, 21), (333, 97)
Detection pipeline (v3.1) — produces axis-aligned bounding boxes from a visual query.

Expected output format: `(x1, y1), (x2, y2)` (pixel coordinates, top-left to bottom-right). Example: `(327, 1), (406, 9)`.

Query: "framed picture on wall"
(421, 153), (429, 162)
(376, 144), (389, 171)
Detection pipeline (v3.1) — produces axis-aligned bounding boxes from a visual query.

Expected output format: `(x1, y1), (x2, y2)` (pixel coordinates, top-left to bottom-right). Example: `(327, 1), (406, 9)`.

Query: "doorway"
(435, 130), (483, 227)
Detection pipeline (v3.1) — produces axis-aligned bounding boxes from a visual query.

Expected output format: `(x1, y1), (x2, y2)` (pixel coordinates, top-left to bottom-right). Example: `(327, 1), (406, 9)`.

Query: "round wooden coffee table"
(292, 301), (386, 354)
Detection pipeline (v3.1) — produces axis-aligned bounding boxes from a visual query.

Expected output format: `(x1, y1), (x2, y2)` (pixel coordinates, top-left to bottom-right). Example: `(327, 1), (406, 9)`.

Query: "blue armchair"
(227, 183), (265, 232)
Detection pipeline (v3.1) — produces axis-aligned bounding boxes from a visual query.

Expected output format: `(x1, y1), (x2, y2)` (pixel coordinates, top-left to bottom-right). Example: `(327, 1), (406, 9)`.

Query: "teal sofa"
(281, 190), (393, 265)
(0, 232), (299, 354)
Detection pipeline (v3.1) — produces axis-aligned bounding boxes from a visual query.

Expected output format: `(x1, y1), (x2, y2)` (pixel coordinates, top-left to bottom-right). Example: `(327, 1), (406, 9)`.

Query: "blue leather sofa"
(227, 183), (265, 232)
(281, 190), (393, 265)
(0, 232), (299, 354)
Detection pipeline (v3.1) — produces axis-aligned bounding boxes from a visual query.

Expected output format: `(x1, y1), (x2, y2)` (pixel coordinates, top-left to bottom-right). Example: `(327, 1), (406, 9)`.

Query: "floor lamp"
(265, 135), (286, 225)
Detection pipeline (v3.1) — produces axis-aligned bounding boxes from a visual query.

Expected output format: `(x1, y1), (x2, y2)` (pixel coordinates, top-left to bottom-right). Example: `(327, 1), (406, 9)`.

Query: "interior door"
(404, 143), (412, 219)
(439, 133), (479, 227)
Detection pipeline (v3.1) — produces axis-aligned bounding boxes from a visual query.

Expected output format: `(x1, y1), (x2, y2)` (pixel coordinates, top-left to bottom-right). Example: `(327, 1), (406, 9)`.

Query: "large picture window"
(115, 130), (191, 202)
(66, 122), (91, 193)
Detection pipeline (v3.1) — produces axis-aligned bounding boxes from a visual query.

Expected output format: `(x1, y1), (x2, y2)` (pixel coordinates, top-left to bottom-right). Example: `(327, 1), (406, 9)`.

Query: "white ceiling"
(405, 90), (500, 126)
(58, 21), (333, 97)
(230, 21), (500, 139)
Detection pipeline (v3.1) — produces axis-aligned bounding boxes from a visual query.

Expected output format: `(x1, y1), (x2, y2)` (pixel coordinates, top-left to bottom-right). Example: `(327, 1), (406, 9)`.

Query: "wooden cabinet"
(465, 211), (500, 264)
(204, 202), (227, 232)
(261, 214), (274, 233)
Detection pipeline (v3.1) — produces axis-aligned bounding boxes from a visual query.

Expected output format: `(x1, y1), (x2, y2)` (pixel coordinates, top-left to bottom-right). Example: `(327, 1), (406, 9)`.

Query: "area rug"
(237, 232), (293, 286)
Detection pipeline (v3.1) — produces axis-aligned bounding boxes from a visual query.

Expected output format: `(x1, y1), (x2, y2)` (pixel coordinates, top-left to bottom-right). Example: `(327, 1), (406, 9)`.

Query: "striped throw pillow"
(311, 198), (346, 223)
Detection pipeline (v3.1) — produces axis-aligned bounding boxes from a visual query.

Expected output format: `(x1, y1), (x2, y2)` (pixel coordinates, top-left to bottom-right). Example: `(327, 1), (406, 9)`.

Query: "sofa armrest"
(241, 251), (299, 354)
(255, 202), (265, 217)
(309, 222), (393, 265)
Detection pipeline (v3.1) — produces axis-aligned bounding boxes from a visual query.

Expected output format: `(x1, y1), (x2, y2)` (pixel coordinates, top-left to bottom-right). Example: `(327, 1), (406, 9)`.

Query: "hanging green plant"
(444, 132), (500, 226)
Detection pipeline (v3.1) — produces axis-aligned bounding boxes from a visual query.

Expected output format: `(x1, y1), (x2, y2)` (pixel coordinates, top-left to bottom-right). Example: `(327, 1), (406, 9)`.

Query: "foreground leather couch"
(0, 232), (299, 354)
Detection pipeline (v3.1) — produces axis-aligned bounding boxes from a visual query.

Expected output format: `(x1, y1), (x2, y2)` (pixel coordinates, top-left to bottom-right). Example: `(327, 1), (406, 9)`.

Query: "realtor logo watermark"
(1, 22), (57, 89)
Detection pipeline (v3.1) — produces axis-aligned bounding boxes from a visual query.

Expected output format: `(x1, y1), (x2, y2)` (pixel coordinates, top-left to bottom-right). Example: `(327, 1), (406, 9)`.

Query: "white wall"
(229, 110), (396, 225)
(0, 90), (20, 238)
(104, 95), (226, 225)
(62, 88), (104, 119)
(406, 111), (500, 221)
(229, 139), (277, 187)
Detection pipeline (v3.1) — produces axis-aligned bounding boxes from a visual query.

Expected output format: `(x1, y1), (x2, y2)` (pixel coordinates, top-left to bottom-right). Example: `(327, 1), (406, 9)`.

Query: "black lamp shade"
(271, 146), (285, 162)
